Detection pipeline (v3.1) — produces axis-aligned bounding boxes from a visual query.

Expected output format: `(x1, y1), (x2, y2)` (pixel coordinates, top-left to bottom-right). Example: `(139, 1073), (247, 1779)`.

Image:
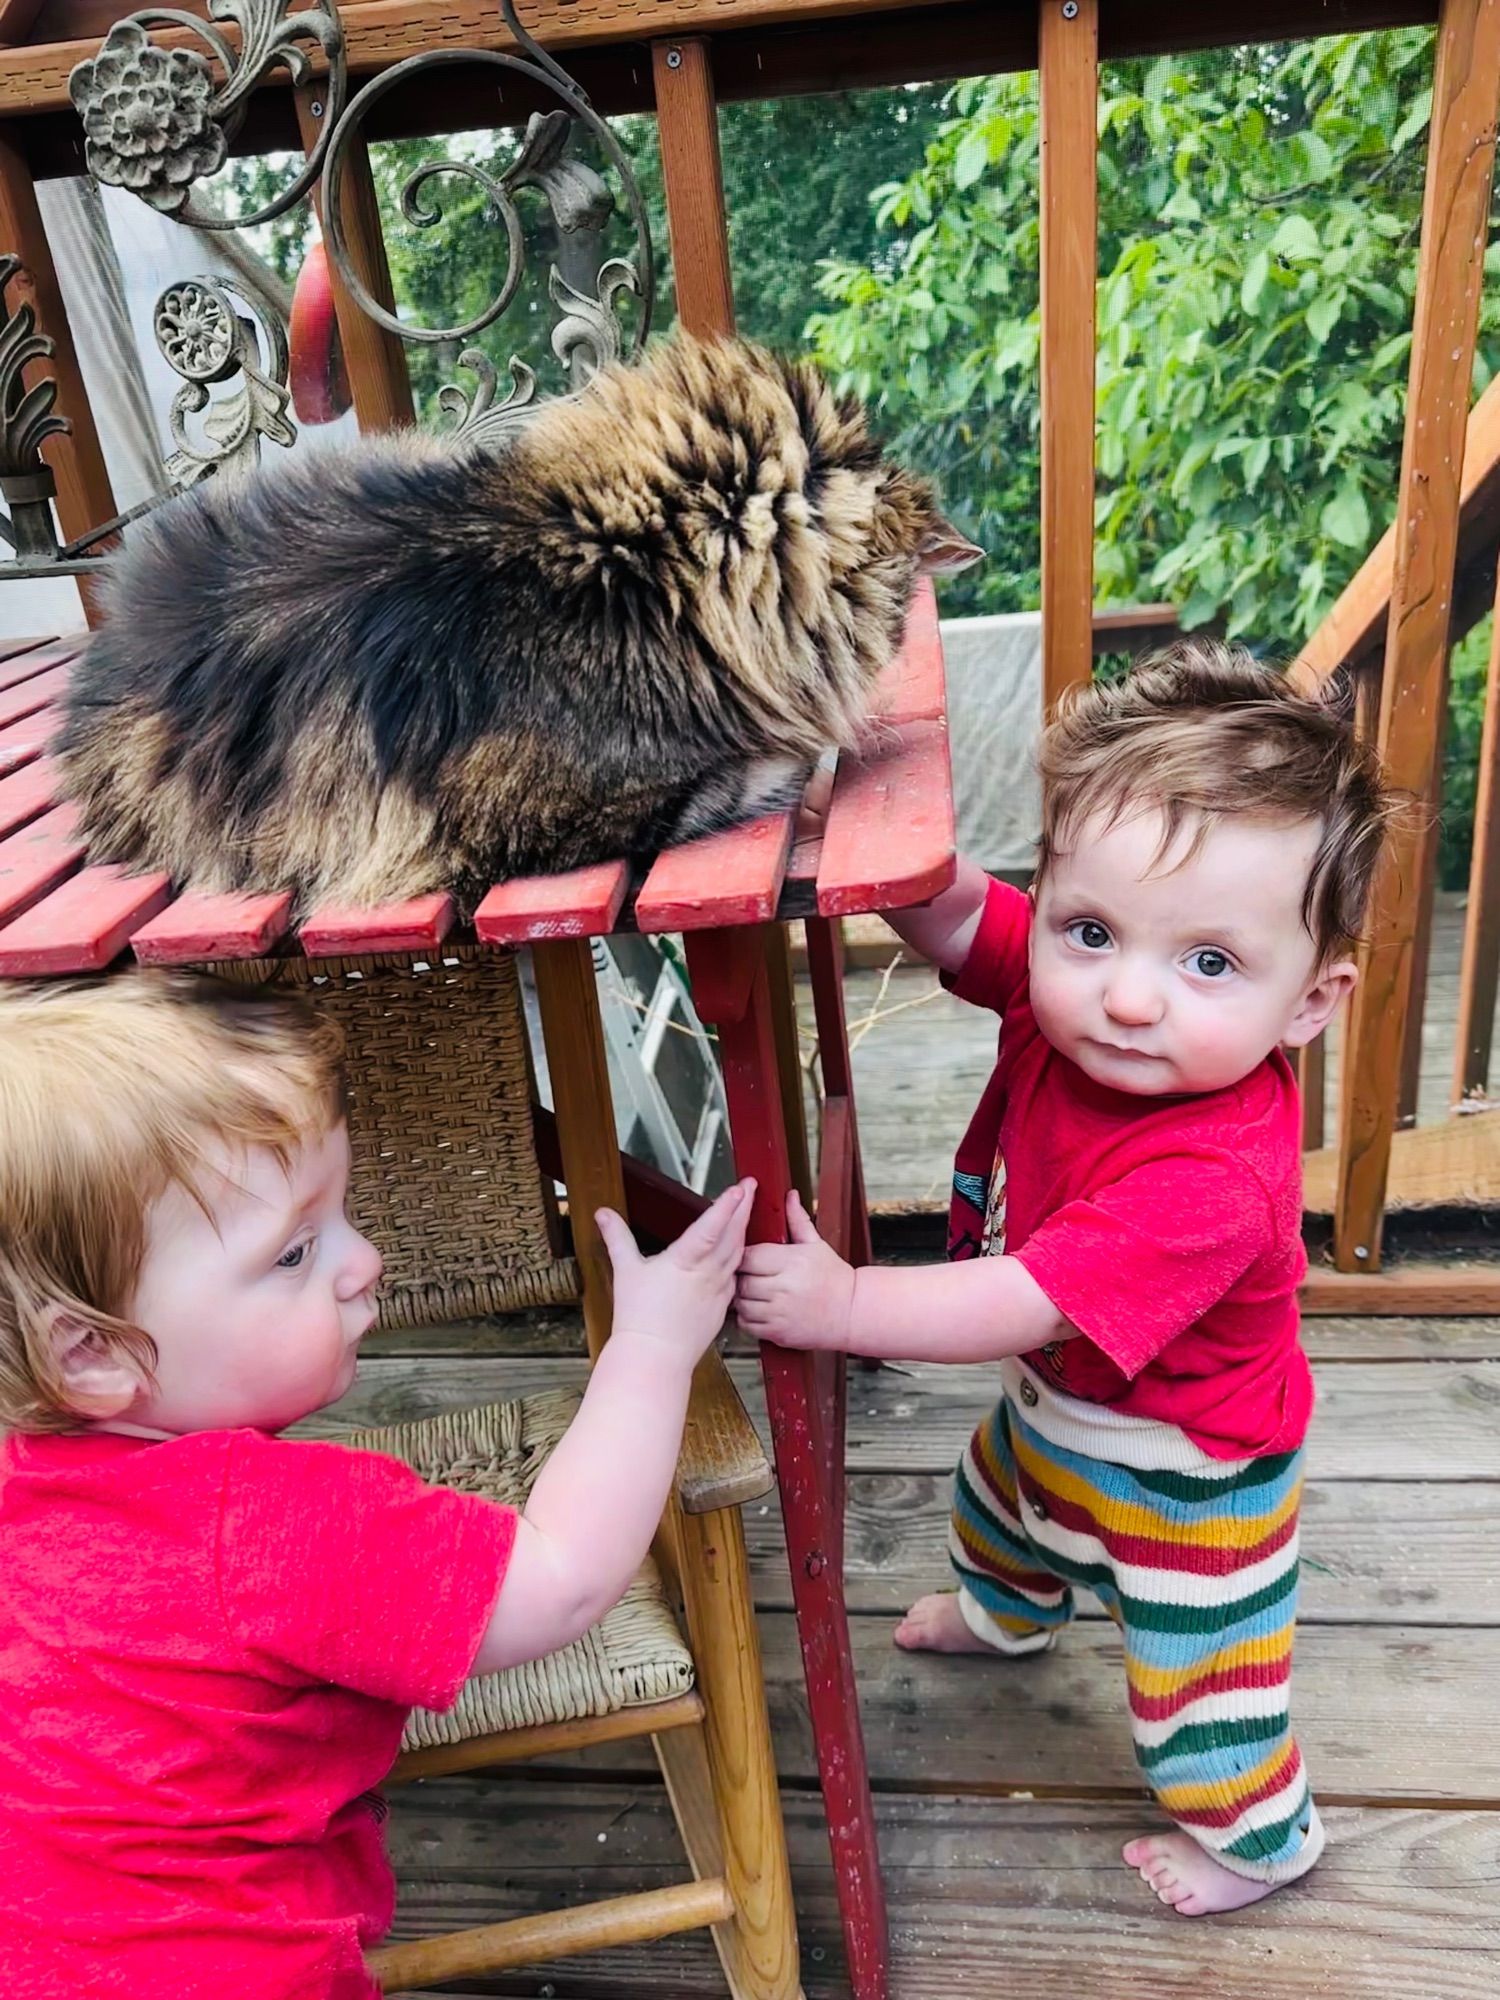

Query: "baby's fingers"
(676, 1178), (756, 1264)
(738, 1242), (792, 1278)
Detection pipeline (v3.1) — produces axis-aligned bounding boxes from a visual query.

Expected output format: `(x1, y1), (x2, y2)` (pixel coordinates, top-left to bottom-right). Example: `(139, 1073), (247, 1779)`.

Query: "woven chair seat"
(346, 1390), (695, 1753)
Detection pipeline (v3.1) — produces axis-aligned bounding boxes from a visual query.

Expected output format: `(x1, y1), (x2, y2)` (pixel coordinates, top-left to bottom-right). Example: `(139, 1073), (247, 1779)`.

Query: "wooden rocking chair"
(235, 941), (802, 1999)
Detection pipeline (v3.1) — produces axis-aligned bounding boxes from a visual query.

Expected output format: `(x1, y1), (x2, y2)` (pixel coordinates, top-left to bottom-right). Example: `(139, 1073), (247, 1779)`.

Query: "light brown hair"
(0, 971), (344, 1433)
(1037, 639), (1395, 961)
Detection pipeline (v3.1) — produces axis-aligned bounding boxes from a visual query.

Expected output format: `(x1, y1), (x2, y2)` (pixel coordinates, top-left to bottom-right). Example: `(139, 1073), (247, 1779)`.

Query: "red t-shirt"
(946, 878), (1312, 1459)
(0, 1426), (516, 1999)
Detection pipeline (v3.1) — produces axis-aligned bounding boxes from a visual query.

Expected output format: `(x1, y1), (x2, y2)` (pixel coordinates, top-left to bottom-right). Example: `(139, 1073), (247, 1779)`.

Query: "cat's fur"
(60, 333), (977, 912)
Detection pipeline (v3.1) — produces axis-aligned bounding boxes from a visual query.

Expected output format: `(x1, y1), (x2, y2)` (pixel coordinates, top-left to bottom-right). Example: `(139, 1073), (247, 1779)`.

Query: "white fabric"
(939, 611), (1044, 876)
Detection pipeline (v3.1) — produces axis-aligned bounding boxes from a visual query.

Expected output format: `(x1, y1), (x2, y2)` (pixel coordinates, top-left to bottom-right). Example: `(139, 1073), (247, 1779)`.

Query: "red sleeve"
(1013, 1152), (1271, 1379)
(941, 877), (1032, 1016)
(215, 1432), (516, 1710)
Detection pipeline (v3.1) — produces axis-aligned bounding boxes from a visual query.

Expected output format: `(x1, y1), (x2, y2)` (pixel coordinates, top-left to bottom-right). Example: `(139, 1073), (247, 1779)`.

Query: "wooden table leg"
(687, 927), (889, 2000)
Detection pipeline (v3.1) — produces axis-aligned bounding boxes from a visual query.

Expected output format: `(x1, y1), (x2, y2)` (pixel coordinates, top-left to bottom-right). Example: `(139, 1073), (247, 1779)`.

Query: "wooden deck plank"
(735, 1471), (1500, 1626)
(131, 889), (296, 965)
(0, 865), (173, 975)
(315, 1355), (1500, 1484)
(383, 1786), (1500, 1999)
(0, 635), (57, 668)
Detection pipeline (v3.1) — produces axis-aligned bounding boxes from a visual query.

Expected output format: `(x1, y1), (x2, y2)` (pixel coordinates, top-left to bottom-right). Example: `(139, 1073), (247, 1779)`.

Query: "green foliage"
(806, 30), (1500, 880)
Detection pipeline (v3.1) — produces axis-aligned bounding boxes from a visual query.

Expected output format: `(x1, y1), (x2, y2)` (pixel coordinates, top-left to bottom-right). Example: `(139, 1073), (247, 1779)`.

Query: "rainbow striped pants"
(950, 1363), (1324, 1883)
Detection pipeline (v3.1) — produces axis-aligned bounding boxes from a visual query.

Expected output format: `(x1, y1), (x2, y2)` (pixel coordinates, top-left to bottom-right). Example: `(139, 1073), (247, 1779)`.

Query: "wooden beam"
(1300, 1260), (1500, 1315)
(0, 0), (46, 46)
(1332, 0), (1500, 1272)
(1038, 0), (1098, 712)
(652, 37), (735, 339)
(0, 127), (116, 624)
(1295, 372), (1500, 690)
(1296, 1032), (1326, 1151)
(1304, 1104), (1500, 1212)
(1454, 561), (1500, 1101)
(293, 83), (414, 434)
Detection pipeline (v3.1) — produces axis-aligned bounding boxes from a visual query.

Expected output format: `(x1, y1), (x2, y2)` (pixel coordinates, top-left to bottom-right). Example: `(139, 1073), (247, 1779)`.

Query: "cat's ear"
(917, 517), (985, 574)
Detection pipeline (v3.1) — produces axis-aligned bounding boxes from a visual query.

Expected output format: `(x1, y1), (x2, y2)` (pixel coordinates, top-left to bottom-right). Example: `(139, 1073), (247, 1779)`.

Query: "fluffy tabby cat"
(60, 333), (980, 912)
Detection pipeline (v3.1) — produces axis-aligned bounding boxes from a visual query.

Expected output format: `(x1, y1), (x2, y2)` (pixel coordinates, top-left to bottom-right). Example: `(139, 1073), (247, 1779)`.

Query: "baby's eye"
(1067, 920), (1112, 951)
(276, 1240), (312, 1271)
(1190, 949), (1232, 979)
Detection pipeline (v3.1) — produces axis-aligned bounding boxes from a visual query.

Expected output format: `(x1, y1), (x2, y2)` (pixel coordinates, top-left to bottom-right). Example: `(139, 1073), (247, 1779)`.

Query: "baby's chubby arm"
(880, 852), (993, 975)
(737, 1191), (1072, 1364)
(471, 1178), (754, 1675)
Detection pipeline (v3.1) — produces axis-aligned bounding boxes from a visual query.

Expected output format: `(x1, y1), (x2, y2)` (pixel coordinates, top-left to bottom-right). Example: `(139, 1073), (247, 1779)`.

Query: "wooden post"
(0, 128), (119, 626)
(1397, 681), (1450, 1126)
(294, 84), (415, 433)
(532, 936), (624, 1361)
(651, 38), (736, 339)
(1454, 563), (1500, 1101)
(1333, 0), (1500, 1270)
(1296, 1033), (1326, 1152)
(1038, 0), (1098, 712)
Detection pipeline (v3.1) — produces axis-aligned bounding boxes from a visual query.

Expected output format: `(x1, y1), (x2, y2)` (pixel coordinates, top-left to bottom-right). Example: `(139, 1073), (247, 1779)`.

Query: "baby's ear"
(46, 1311), (146, 1421)
(1283, 956), (1358, 1048)
(917, 516), (985, 575)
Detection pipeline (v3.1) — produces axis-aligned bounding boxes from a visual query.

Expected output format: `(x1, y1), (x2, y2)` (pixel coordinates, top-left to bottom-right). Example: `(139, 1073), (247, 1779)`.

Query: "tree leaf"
(1241, 249), (1271, 314)
(1320, 483), (1371, 549)
(954, 129), (989, 191)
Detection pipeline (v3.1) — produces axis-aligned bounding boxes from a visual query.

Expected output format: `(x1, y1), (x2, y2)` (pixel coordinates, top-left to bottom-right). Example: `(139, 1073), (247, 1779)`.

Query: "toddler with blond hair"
(0, 970), (752, 1996)
(739, 642), (1392, 1915)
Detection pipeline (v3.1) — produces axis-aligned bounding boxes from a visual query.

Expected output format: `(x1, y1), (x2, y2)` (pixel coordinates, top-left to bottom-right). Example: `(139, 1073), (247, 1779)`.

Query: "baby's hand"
(736, 1191), (856, 1351)
(596, 1179), (754, 1367)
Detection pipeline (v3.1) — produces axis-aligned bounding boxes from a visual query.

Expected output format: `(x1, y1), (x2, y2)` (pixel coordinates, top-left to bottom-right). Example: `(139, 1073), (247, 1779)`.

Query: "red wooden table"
(0, 586), (955, 2000)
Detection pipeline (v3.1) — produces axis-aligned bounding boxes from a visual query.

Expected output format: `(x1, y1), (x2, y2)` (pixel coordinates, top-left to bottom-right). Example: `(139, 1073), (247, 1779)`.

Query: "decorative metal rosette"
(155, 275), (294, 483)
(69, 0), (345, 228)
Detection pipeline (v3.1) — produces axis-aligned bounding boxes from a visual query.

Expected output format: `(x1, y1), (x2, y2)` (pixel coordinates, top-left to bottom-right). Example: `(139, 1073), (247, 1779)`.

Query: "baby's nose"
(1103, 969), (1164, 1026)
(340, 1231), (384, 1299)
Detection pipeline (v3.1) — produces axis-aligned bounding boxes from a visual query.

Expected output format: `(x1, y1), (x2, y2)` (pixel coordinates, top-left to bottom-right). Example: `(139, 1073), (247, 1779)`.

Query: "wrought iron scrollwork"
(156, 275), (295, 483)
(69, 0), (345, 228)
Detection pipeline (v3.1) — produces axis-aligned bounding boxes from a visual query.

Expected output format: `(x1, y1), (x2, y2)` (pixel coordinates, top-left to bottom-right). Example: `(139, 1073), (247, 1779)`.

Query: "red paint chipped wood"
(635, 811), (795, 932)
(0, 866), (172, 975)
(0, 755), (57, 840)
(0, 703), (56, 776)
(873, 579), (944, 726)
(474, 860), (630, 944)
(0, 640), (77, 693)
(132, 889), (296, 965)
(816, 720), (955, 918)
(0, 802), (84, 928)
(0, 660), (68, 729)
(299, 890), (455, 957)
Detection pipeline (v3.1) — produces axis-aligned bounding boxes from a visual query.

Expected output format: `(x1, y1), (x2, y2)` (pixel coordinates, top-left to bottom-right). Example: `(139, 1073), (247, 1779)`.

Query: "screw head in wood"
(666, 46), (683, 67)
(1062, 1), (1079, 15)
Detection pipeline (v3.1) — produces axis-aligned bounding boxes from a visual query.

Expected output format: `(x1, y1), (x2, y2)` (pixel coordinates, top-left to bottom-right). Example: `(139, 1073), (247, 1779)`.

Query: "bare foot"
(894, 1592), (1008, 1654)
(1123, 1833), (1280, 1916)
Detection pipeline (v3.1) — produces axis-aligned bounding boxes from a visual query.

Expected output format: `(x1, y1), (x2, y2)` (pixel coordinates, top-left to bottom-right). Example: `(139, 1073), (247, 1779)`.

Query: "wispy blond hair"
(1038, 639), (1397, 961)
(0, 971), (344, 1432)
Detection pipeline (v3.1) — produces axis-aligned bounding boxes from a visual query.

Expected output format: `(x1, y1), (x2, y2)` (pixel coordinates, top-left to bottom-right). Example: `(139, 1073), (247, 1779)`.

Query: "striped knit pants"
(949, 1360), (1324, 1883)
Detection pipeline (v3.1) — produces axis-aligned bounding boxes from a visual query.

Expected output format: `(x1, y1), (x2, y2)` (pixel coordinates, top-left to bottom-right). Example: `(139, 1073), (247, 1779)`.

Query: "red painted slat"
(873, 579), (944, 726)
(0, 661), (68, 729)
(634, 810), (795, 932)
(0, 866), (173, 975)
(0, 641), (77, 693)
(0, 756), (59, 840)
(0, 634), (58, 666)
(0, 803), (84, 929)
(299, 890), (455, 957)
(132, 888), (296, 965)
(815, 720), (956, 918)
(474, 860), (630, 944)
(0, 704), (56, 777)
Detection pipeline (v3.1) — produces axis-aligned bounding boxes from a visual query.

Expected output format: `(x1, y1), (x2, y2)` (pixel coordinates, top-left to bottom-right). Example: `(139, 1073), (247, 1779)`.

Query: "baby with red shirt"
(0, 970), (753, 1998)
(738, 642), (1393, 1916)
